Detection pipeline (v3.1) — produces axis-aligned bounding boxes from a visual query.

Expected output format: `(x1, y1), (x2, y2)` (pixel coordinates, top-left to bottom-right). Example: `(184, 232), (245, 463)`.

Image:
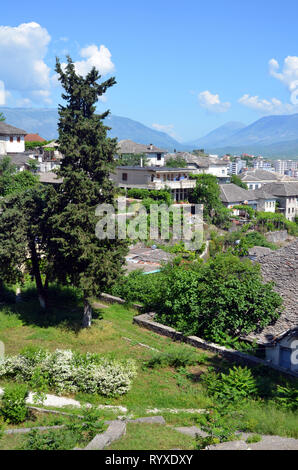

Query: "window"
(122, 173), (128, 181)
(157, 154), (162, 161)
(279, 347), (292, 369)
(9, 136), (13, 143)
(17, 137), (21, 143)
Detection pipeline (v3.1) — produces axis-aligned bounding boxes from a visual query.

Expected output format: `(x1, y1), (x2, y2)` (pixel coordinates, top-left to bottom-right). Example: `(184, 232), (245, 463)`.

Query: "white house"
(0, 122), (27, 155)
(116, 140), (166, 167)
(165, 152), (230, 182)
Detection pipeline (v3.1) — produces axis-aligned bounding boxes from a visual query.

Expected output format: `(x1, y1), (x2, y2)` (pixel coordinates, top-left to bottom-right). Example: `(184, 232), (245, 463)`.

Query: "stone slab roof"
(219, 183), (256, 203)
(246, 239), (298, 344)
(0, 122), (27, 135)
(117, 140), (167, 154)
(261, 182), (298, 197)
(0, 153), (32, 167)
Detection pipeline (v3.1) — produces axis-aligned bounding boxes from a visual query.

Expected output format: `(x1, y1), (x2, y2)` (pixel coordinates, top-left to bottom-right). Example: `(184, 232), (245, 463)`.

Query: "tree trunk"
(82, 299), (92, 328)
(29, 240), (48, 310)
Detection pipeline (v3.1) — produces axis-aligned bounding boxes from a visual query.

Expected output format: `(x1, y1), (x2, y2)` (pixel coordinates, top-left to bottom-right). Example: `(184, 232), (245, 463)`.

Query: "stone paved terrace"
(247, 239), (298, 344)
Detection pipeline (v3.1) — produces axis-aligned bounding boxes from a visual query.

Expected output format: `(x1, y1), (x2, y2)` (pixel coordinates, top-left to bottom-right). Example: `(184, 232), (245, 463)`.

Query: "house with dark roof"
(239, 168), (294, 190)
(0, 122), (27, 155)
(219, 183), (276, 213)
(117, 140), (167, 166)
(261, 182), (298, 221)
(245, 240), (298, 373)
(165, 152), (230, 182)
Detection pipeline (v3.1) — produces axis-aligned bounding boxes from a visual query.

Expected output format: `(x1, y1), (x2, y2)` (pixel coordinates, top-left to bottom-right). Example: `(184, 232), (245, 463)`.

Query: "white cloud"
(198, 90), (231, 112)
(152, 123), (180, 140)
(238, 94), (296, 114)
(269, 56), (298, 92)
(0, 22), (51, 104)
(0, 81), (5, 105)
(73, 45), (115, 76)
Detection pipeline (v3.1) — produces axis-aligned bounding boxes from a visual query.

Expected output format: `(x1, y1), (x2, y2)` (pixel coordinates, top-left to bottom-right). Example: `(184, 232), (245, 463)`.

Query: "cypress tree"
(49, 56), (128, 327)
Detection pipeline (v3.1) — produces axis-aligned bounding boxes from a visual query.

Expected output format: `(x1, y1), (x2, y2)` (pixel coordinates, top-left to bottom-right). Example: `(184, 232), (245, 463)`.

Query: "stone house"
(239, 169), (293, 190)
(116, 140), (167, 167)
(165, 152), (230, 183)
(245, 240), (298, 373)
(111, 166), (196, 201)
(0, 122), (27, 155)
(261, 182), (298, 221)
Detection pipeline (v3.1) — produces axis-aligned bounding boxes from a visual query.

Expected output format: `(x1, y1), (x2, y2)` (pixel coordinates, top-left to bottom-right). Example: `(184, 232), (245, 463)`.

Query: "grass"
(0, 289), (297, 450)
(108, 423), (196, 450)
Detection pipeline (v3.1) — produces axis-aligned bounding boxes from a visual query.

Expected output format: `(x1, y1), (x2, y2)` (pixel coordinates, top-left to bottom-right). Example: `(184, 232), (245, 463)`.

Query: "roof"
(0, 122), (27, 136)
(117, 140), (167, 155)
(25, 133), (46, 142)
(261, 182), (298, 197)
(0, 153), (33, 167)
(239, 169), (280, 182)
(251, 187), (277, 200)
(219, 183), (256, 203)
(245, 239), (298, 344)
(37, 172), (63, 184)
(165, 152), (229, 168)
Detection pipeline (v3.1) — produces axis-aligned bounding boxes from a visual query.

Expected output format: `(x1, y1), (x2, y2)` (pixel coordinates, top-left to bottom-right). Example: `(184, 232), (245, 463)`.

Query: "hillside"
(187, 121), (246, 147)
(0, 107), (190, 152)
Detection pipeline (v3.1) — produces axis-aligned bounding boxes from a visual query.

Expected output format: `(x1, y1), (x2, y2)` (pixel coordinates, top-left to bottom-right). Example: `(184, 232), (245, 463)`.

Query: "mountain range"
(1, 107), (298, 158)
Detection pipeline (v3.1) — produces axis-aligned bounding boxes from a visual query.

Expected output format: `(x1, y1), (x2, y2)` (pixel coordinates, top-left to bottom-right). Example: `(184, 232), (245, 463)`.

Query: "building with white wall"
(0, 122), (27, 155)
(116, 140), (166, 166)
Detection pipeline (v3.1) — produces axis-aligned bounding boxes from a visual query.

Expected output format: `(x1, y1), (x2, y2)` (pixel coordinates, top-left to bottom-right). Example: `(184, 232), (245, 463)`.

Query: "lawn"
(0, 291), (297, 450)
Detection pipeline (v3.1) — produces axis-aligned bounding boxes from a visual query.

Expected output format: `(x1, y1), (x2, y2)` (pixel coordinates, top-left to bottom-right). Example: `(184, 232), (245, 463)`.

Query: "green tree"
(165, 156), (187, 168)
(117, 153), (147, 166)
(0, 112), (5, 122)
(189, 174), (230, 228)
(0, 156), (39, 196)
(230, 174), (248, 190)
(48, 56), (128, 327)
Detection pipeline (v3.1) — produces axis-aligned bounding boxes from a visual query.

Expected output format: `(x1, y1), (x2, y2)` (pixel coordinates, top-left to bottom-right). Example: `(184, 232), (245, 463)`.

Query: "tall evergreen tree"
(49, 56), (128, 327)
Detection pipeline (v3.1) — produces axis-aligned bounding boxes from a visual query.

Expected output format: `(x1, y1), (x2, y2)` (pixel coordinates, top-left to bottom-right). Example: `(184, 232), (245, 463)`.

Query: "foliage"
(152, 254), (283, 340)
(127, 188), (172, 205)
(189, 174), (231, 228)
(230, 174), (248, 189)
(3, 170), (39, 196)
(109, 270), (163, 306)
(0, 383), (29, 424)
(196, 407), (238, 449)
(246, 434), (261, 444)
(117, 153), (148, 166)
(232, 204), (255, 219)
(255, 212), (298, 236)
(144, 345), (207, 369)
(22, 428), (77, 450)
(275, 384), (298, 411)
(203, 366), (257, 403)
(25, 140), (53, 150)
(46, 56), (128, 325)
(65, 405), (105, 441)
(165, 156), (187, 168)
(0, 112), (5, 121)
(0, 347), (137, 397)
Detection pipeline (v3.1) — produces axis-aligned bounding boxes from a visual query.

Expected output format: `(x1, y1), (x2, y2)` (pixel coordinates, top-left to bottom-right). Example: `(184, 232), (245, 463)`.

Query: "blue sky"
(1, 0), (298, 141)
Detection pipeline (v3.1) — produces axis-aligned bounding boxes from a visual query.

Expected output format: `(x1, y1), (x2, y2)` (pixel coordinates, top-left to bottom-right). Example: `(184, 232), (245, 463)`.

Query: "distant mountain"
(0, 107), (190, 152)
(187, 121), (246, 147)
(206, 139), (298, 159)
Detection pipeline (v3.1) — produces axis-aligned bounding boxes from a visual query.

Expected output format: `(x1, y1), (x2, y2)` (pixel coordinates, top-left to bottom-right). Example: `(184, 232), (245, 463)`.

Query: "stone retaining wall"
(264, 230), (289, 243)
(133, 313), (298, 378)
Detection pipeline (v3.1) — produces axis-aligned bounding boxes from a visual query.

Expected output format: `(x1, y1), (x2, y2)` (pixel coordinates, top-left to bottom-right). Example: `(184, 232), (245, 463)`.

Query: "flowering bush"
(0, 347), (137, 397)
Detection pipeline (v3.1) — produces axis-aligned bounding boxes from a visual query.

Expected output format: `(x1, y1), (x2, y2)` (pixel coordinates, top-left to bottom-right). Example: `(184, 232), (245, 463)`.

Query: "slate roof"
(251, 187), (277, 200)
(165, 152), (228, 168)
(219, 183), (256, 203)
(117, 140), (167, 154)
(239, 169), (280, 182)
(261, 182), (298, 197)
(0, 153), (32, 167)
(37, 172), (63, 184)
(0, 122), (27, 135)
(245, 239), (298, 344)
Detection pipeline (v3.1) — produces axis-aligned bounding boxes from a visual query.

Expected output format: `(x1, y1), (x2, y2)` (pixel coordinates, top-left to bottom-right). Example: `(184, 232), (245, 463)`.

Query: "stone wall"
(264, 230), (289, 243)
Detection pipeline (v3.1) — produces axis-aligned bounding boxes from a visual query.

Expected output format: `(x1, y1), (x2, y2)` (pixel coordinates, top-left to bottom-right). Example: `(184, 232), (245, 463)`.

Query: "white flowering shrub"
(0, 348), (137, 397)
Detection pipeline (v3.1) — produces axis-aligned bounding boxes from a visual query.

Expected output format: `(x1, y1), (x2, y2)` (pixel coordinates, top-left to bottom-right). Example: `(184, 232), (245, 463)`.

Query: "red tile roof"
(25, 133), (46, 142)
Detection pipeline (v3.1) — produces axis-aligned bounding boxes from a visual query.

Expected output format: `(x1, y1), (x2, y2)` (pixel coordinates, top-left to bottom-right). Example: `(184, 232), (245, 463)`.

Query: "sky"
(1, 0), (298, 141)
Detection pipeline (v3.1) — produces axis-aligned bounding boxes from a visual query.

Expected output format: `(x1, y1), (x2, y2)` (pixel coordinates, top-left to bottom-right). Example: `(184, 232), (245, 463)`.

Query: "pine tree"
(49, 56), (128, 327)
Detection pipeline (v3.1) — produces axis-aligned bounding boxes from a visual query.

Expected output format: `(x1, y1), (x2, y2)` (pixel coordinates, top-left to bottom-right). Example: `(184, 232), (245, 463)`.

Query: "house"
(165, 152), (230, 183)
(111, 166), (196, 201)
(0, 122), (27, 155)
(260, 182), (298, 221)
(239, 169), (293, 190)
(116, 140), (167, 166)
(251, 187), (277, 212)
(245, 240), (298, 374)
(25, 133), (46, 143)
(0, 153), (35, 172)
(219, 183), (276, 213)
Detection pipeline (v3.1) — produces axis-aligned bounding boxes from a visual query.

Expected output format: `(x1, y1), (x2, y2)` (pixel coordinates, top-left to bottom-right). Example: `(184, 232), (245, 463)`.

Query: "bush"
(127, 188), (172, 205)
(0, 383), (29, 424)
(144, 345), (207, 369)
(0, 348), (137, 397)
(246, 434), (261, 444)
(203, 366), (257, 403)
(275, 384), (298, 411)
(23, 429), (77, 450)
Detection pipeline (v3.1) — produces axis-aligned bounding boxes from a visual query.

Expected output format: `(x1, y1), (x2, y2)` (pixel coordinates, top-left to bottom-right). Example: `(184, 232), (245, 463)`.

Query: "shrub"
(0, 348), (137, 397)
(65, 406), (105, 441)
(0, 383), (29, 424)
(275, 384), (298, 411)
(144, 345), (208, 369)
(23, 429), (77, 450)
(203, 366), (257, 403)
(246, 434), (261, 444)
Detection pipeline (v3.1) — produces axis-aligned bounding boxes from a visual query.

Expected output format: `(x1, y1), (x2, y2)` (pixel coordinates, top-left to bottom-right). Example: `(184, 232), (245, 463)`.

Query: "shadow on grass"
(1, 283), (103, 333)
